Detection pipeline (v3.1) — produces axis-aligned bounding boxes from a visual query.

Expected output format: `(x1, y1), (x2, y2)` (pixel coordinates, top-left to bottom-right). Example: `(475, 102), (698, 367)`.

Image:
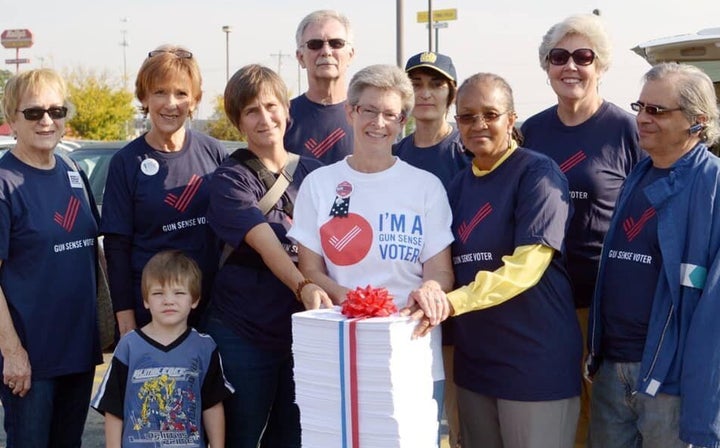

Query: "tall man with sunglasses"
(285, 10), (355, 165)
(587, 63), (720, 448)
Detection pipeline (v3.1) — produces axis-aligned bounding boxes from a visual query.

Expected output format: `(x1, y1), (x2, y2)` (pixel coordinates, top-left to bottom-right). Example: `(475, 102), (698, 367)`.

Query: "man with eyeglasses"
(586, 63), (720, 448)
(284, 10), (355, 165)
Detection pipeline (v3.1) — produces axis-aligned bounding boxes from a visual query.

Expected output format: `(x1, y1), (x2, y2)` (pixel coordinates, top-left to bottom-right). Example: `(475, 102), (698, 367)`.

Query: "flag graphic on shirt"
(164, 175), (202, 212)
(458, 202), (492, 244)
(54, 196), (81, 232)
(305, 128), (346, 159)
(559, 150), (587, 173)
(623, 207), (656, 242)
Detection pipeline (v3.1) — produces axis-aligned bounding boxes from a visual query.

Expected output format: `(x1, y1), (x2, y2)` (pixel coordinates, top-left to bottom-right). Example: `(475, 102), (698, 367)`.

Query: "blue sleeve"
(514, 157), (570, 252)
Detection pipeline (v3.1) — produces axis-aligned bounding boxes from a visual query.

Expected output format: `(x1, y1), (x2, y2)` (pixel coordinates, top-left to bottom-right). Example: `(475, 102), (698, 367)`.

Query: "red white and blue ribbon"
(339, 318), (361, 448)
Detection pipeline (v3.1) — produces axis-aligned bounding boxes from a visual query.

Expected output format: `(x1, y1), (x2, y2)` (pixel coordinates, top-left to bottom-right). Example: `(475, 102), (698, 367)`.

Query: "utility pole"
(270, 50), (293, 91)
(396, 0), (404, 68)
(222, 26), (232, 82)
(427, 0), (433, 52)
(120, 18), (129, 91)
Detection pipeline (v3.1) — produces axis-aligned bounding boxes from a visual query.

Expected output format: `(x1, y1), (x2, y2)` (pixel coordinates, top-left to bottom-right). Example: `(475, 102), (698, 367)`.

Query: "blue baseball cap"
(405, 51), (457, 84)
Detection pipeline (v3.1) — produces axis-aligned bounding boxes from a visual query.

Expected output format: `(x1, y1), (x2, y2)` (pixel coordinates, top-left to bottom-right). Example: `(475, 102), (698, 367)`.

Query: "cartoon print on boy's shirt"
(129, 363), (201, 445)
(320, 180), (425, 266)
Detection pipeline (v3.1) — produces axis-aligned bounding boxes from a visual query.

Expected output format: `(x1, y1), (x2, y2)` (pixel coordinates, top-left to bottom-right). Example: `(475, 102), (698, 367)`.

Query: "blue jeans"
(589, 360), (685, 448)
(0, 370), (95, 448)
(204, 314), (300, 448)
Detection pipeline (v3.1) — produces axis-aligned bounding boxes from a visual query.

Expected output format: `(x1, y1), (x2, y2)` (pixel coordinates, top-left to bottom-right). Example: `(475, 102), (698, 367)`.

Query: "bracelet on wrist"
(295, 278), (315, 302)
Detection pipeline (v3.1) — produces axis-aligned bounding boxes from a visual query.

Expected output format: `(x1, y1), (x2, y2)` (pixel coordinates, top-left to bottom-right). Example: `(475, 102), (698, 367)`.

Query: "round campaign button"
(141, 158), (160, 176)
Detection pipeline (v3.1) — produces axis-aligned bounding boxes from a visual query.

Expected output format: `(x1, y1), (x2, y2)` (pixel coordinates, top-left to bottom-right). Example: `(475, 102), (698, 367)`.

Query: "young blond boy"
(92, 250), (234, 447)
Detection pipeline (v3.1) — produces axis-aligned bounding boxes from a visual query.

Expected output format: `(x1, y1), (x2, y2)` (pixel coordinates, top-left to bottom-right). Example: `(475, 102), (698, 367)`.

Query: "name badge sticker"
(68, 171), (83, 188)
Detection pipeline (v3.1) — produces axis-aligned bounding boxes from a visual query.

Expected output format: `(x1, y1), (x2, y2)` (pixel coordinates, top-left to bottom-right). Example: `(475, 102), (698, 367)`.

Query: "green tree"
(0, 69), (13, 125)
(66, 69), (135, 140)
(205, 95), (244, 141)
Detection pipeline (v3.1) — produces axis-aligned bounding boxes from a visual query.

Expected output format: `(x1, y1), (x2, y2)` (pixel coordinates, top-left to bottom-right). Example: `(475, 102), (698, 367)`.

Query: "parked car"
(633, 27), (720, 97)
(68, 141), (129, 209)
(0, 137), (74, 159)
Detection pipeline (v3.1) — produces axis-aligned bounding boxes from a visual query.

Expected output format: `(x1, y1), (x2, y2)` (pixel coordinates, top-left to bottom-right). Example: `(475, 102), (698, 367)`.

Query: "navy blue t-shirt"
(0, 152), (102, 378)
(100, 130), (227, 323)
(284, 94), (353, 165)
(448, 148), (581, 401)
(600, 167), (666, 362)
(522, 101), (643, 308)
(393, 128), (471, 189)
(207, 153), (322, 350)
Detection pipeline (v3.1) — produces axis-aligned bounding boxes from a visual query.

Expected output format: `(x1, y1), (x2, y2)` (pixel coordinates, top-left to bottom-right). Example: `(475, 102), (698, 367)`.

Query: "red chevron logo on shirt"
(623, 207), (656, 242)
(458, 202), (493, 244)
(304, 128), (346, 158)
(54, 196), (81, 232)
(164, 174), (202, 212)
(559, 150), (587, 173)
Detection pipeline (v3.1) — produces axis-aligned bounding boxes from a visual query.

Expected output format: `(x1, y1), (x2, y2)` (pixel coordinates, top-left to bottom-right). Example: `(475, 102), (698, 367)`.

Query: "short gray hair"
(295, 10), (353, 48)
(347, 65), (415, 117)
(538, 14), (612, 73)
(644, 62), (719, 146)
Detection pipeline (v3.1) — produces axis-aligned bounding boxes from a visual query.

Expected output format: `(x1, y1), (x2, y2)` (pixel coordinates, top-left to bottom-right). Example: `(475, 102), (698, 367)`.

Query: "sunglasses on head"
(547, 48), (595, 66)
(630, 101), (683, 116)
(148, 49), (193, 59)
(17, 106), (68, 121)
(303, 38), (348, 50)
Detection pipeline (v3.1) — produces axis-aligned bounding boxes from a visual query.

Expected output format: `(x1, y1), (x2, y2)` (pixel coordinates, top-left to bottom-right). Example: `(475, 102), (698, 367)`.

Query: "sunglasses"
(17, 106), (68, 121)
(303, 38), (348, 50)
(547, 48), (595, 66)
(148, 49), (193, 59)
(630, 101), (683, 116)
(454, 111), (507, 126)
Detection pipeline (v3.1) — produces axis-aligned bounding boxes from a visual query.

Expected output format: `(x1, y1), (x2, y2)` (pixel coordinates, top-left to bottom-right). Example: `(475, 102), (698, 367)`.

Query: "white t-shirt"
(289, 157), (454, 309)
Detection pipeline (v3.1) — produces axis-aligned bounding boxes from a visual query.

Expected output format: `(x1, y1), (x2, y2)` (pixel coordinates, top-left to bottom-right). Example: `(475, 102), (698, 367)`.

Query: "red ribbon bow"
(341, 285), (397, 318)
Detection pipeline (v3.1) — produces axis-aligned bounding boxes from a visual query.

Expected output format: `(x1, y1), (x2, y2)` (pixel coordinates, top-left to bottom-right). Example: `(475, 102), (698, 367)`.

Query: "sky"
(2, 0), (719, 120)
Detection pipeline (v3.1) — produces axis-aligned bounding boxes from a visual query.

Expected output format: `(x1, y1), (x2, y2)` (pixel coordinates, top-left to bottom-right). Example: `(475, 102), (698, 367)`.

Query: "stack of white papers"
(292, 307), (439, 448)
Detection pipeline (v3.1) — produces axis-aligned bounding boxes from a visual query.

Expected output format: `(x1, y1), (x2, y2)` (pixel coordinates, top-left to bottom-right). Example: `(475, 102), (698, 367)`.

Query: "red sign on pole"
(1, 29), (34, 49)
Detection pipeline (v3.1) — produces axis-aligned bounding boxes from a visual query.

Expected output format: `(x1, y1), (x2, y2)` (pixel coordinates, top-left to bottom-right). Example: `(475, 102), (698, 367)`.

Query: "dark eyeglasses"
(547, 48), (596, 66)
(630, 101), (683, 116)
(454, 111), (507, 126)
(303, 38), (348, 50)
(354, 105), (405, 123)
(17, 106), (68, 121)
(148, 49), (193, 59)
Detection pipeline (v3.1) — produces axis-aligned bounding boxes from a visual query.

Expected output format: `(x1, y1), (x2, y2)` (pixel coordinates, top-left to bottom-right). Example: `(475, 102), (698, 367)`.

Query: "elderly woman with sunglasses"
(520, 14), (644, 444)
(0, 69), (103, 446)
(101, 45), (227, 337)
(288, 64), (454, 443)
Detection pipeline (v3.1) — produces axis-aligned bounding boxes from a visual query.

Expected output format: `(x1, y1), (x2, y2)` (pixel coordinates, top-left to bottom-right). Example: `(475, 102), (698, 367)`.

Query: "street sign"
(5, 58), (30, 64)
(417, 8), (458, 23)
(1, 29), (33, 49)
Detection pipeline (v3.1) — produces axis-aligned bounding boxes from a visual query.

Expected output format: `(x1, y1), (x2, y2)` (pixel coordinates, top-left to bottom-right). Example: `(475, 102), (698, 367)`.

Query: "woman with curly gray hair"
(521, 15), (645, 444)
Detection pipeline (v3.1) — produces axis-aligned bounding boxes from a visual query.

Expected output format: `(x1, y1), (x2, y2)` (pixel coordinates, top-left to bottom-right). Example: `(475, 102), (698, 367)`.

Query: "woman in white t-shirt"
(288, 64), (454, 443)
